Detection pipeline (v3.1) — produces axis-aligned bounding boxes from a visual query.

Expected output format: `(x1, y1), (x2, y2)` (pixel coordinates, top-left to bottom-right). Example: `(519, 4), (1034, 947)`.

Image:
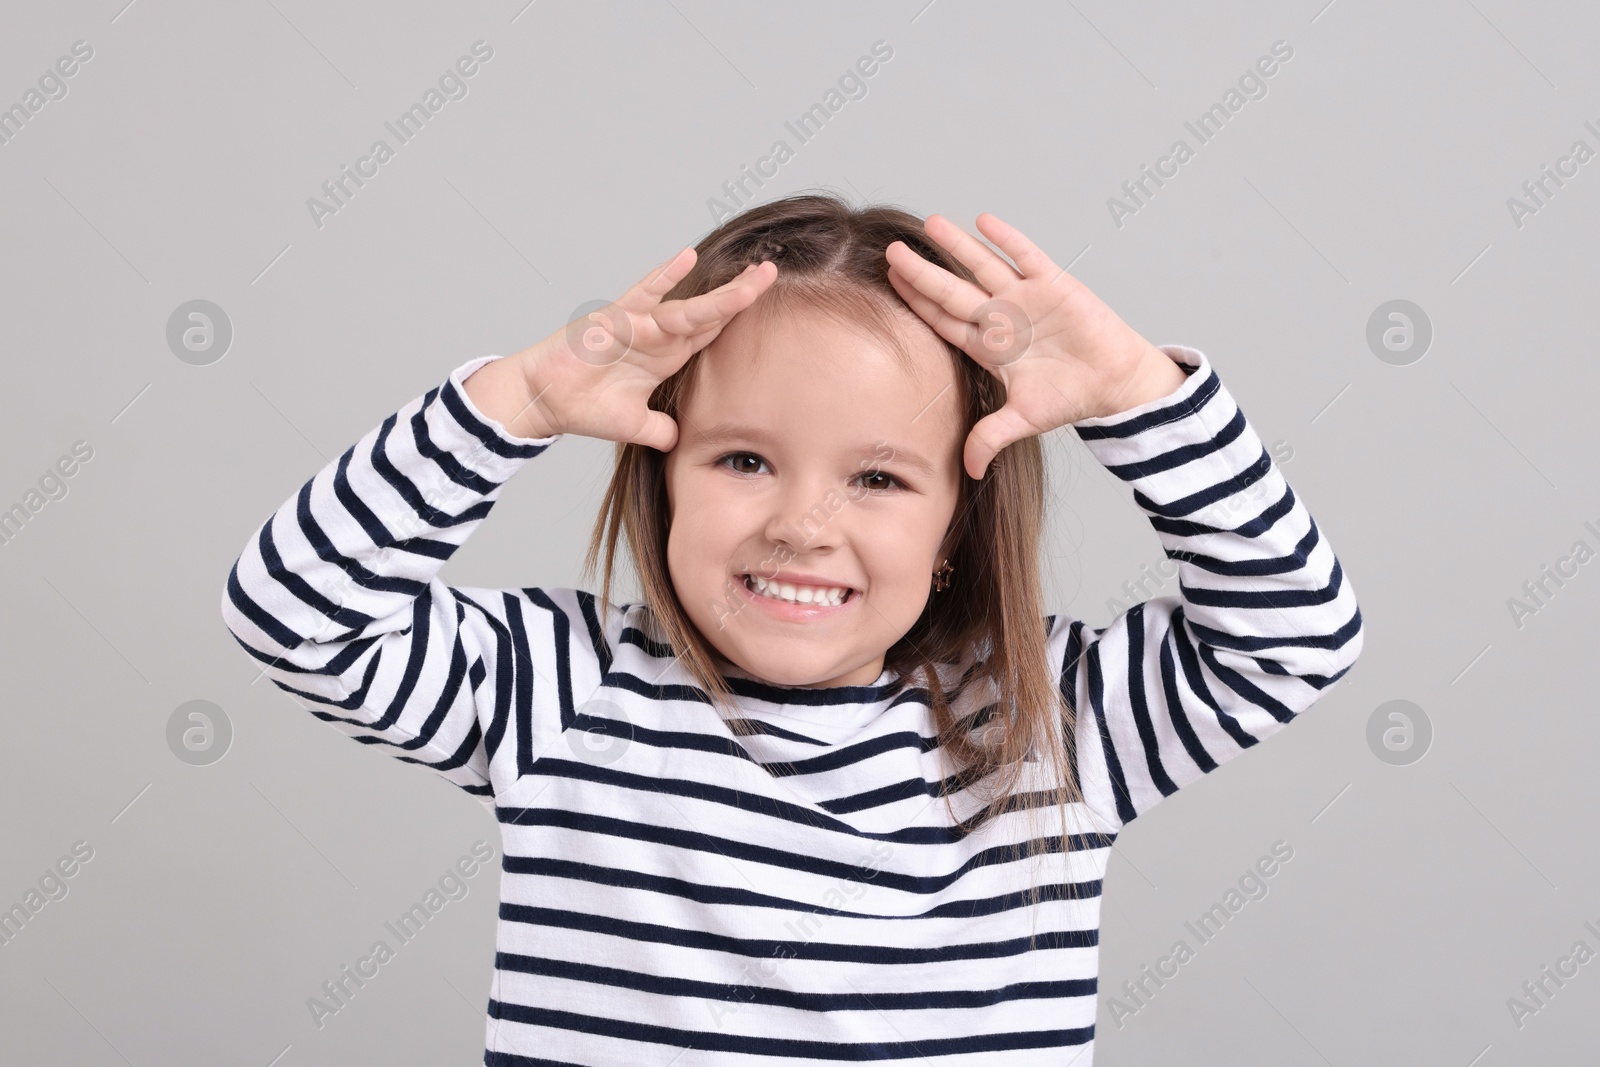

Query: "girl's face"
(663, 299), (966, 689)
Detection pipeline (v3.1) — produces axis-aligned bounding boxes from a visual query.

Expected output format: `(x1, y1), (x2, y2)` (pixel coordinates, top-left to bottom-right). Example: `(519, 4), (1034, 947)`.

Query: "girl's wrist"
(463, 351), (561, 440)
(1094, 343), (1187, 419)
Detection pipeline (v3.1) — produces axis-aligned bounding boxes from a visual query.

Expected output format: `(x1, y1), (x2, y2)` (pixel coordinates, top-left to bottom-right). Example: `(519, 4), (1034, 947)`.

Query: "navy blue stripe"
(501, 853), (1103, 917)
(370, 409), (496, 529)
(819, 775), (946, 814)
(573, 588), (610, 676)
(525, 588), (579, 762)
(1073, 362), (1219, 440)
(1100, 406), (1248, 482)
(438, 375), (552, 459)
(494, 948), (1097, 1010)
(453, 592), (518, 764)
(1122, 603), (1180, 799)
(407, 398), (506, 496)
(257, 507), (374, 634)
(494, 801), (1107, 892)
(1082, 638), (1138, 826)
(497, 901), (1098, 962)
(487, 998), (1093, 1060)
(1148, 479), (1298, 541)
(224, 561), (301, 651)
(294, 476), (421, 603)
(1159, 629), (1218, 774)
(1132, 447), (1275, 521)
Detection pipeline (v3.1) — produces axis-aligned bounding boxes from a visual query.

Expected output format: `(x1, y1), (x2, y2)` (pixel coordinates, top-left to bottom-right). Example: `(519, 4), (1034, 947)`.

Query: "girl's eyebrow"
(694, 423), (938, 476)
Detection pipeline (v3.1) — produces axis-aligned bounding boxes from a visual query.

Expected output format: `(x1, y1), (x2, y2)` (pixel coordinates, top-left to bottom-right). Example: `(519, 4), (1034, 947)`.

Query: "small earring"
(932, 559), (955, 592)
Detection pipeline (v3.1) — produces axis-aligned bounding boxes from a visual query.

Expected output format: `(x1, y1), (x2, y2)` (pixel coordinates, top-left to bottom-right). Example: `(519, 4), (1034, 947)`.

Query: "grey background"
(1, 0), (1595, 1063)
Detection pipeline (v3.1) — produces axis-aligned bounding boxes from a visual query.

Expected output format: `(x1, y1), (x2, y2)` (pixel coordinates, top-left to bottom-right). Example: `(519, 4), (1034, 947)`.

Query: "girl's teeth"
(746, 575), (849, 606)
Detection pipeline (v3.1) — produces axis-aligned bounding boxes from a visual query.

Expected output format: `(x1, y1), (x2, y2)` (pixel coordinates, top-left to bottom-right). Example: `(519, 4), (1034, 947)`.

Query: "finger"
(655, 260), (775, 335)
(706, 260), (772, 299)
(666, 262), (757, 319)
(973, 212), (1062, 280)
(923, 213), (1023, 295)
(679, 307), (747, 352)
(887, 264), (1020, 375)
(618, 246), (699, 313)
(884, 240), (990, 323)
(962, 405), (1037, 481)
(885, 265), (976, 353)
(681, 323), (724, 353)
(673, 262), (762, 318)
(706, 262), (759, 293)
(628, 408), (679, 453)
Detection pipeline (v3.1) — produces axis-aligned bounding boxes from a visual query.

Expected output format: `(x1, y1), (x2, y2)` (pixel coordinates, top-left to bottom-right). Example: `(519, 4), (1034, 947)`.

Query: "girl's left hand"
(885, 212), (1190, 480)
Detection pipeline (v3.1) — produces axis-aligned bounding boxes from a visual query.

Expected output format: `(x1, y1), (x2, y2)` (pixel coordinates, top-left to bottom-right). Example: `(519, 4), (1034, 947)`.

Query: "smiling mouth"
(741, 573), (857, 607)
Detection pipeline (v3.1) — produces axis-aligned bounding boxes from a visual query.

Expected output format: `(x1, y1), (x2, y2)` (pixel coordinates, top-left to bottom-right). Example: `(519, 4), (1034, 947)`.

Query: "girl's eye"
(715, 454), (905, 492)
(718, 452), (768, 476)
(857, 469), (904, 493)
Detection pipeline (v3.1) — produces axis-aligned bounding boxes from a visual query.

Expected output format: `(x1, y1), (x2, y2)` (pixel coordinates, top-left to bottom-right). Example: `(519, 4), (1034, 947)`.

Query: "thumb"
(628, 409), (680, 453)
(963, 406), (1033, 480)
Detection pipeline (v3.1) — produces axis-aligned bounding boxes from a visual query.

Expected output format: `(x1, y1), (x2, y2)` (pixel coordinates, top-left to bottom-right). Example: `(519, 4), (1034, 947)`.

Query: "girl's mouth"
(740, 573), (857, 610)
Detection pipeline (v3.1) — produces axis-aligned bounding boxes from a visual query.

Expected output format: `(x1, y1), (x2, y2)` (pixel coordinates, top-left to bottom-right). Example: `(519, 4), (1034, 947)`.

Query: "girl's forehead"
(696, 299), (955, 392)
(687, 353), (957, 444)
(681, 337), (965, 470)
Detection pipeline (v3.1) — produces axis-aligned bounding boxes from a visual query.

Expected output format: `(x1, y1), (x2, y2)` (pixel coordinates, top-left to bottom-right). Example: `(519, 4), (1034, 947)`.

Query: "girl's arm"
(219, 253), (775, 805)
(219, 356), (598, 806)
(879, 212), (1362, 831)
(1052, 344), (1364, 831)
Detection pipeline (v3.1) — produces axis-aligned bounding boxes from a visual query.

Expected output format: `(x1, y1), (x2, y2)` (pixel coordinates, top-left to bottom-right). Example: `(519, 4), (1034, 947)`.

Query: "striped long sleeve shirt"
(221, 343), (1363, 1065)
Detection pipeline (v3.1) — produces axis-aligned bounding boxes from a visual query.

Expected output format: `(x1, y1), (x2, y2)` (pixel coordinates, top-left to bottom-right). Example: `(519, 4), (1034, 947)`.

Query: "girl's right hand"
(510, 250), (777, 451)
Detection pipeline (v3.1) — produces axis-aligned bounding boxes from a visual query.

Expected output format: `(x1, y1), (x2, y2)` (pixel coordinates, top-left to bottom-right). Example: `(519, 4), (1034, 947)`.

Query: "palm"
(531, 253), (774, 450)
(885, 213), (1157, 479)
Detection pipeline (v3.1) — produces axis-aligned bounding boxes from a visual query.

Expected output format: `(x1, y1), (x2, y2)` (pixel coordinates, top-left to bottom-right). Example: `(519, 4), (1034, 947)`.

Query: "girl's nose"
(762, 476), (845, 552)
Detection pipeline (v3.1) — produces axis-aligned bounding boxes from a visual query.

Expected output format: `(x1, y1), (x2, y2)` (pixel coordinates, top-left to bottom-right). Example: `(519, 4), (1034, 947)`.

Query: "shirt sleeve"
(219, 355), (610, 808)
(1050, 344), (1364, 833)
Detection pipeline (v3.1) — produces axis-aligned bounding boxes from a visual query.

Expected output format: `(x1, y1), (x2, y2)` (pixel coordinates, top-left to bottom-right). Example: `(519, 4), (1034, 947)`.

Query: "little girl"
(223, 193), (1363, 1065)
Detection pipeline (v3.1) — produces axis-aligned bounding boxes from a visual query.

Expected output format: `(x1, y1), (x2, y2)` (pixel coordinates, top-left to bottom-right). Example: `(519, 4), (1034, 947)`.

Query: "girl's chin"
(708, 647), (758, 678)
(715, 656), (766, 684)
(713, 650), (791, 684)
